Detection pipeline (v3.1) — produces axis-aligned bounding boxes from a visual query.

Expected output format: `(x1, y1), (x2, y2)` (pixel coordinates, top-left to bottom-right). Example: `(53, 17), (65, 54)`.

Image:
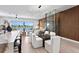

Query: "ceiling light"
(16, 14), (17, 18)
(38, 5), (41, 8)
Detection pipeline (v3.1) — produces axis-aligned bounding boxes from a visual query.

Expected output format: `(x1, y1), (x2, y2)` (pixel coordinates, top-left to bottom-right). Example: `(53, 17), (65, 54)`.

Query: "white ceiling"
(0, 5), (76, 19)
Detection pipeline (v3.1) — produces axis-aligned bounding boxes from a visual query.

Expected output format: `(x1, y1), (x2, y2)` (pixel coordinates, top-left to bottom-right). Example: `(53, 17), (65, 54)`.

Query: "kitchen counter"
(0, 30), (20, 44)
(0, 30), (20, 53)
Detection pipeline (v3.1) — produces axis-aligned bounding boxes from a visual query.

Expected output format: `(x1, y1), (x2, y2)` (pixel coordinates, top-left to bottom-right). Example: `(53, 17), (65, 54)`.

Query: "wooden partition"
(56, 6), (79, 41)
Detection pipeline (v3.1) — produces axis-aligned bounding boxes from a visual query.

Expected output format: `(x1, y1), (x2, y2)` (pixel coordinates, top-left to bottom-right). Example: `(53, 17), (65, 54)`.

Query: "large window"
(11, 20), (33, 31)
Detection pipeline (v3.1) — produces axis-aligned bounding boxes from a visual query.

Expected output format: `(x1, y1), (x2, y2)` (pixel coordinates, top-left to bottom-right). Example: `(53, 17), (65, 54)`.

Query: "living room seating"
(45, 35), (61, 53)
(38, 30), (44, 38)
(42, 31), (50, 47)
(44, 31), (49, 34)
(50, 32), (56, 36)
(31, 33), (43, 48)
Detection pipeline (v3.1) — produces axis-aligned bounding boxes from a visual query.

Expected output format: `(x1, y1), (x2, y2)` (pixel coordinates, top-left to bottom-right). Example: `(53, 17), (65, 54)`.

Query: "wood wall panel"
(55, 13), (60, 35)
(57, 6), (79, 41)
(39, 18), (45, 30)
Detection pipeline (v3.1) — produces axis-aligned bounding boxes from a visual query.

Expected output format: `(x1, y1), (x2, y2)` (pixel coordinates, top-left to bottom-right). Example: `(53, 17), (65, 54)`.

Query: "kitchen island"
(0, 30), (20, 53)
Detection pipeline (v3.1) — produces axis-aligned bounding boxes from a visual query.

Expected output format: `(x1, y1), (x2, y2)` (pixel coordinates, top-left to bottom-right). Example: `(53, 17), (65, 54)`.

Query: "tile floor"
(22, 34), (79, 53)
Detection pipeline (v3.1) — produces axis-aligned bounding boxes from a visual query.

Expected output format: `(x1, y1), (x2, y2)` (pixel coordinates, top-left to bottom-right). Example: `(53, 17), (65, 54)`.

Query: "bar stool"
(14, 36), (21, 53)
